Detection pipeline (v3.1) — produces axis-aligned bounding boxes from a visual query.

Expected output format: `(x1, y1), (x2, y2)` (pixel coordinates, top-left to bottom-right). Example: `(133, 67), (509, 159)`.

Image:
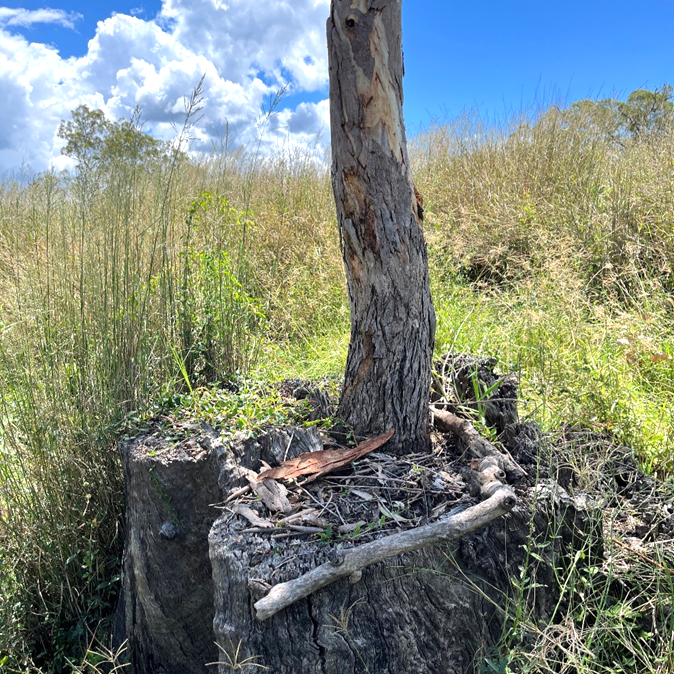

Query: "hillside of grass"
(1, 93), (673, 672)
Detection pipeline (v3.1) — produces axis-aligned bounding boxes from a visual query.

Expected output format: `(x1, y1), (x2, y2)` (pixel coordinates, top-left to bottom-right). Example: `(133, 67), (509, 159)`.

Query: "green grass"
(1, 95), (674, 670)
(491, 436), (674, 674)
(259, 272), (674, 476)
(433, 277), (674, 474)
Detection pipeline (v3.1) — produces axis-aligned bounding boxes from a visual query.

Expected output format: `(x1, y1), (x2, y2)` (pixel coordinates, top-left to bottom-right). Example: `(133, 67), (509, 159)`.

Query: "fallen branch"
(464, 457), (509, 499)
(234, 504), (274, 529)
(431, 407), (526, 481)
(254, 486), (517, 621)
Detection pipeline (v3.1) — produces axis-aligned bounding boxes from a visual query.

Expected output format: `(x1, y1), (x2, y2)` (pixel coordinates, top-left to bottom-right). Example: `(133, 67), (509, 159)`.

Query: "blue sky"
(1, 0), (673, 173)
(0, 0), (161, 57)
(403, 0), (674, 130)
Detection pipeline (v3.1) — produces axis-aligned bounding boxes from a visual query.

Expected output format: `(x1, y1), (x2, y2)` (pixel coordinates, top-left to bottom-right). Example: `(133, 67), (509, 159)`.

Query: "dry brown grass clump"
(411, 108), (674, 301)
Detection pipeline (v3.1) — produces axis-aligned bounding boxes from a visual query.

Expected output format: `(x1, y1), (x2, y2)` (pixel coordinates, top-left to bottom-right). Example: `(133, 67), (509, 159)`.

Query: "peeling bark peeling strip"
(363, 12), (405, 163)
(342, 170), (365, 216)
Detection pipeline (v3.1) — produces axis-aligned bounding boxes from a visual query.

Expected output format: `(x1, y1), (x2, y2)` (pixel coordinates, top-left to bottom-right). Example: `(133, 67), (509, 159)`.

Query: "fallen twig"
(611, 537), (674, 576)
(431, 407), (526, 480)
(235, 504), (274, 529)
(254, 486), (517, 621)
(287, 525), (327, 534)
(226, 485), (251, 503)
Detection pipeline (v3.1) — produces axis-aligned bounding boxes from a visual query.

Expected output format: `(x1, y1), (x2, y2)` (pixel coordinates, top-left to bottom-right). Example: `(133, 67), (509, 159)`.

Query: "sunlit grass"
(1, 98), (674, 670)
(255, 273), (674, 476)
(432, 276), (674, 474)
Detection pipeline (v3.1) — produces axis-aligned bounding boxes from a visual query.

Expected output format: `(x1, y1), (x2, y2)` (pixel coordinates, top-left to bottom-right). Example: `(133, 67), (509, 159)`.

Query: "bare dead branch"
(431, 406), (526, 480)
(254, 486), (516, 621)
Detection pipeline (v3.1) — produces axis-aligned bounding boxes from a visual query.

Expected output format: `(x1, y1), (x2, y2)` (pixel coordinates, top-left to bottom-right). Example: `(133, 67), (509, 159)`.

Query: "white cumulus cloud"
(0, 7), (82, 29)
(274, 99), (330, 138)
(0, 0), (331, 175)
(0, 30), (81, 172)
(158, 0), (330, 92)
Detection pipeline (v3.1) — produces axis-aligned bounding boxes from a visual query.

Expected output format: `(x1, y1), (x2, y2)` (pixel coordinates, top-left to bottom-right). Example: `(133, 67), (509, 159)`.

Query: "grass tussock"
(0, 93), (673, 671)
(488, 433), (674, 674)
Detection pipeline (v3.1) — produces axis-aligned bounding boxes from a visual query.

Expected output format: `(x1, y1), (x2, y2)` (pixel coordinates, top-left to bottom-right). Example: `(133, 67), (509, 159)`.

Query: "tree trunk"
(328, 0), (435, 454)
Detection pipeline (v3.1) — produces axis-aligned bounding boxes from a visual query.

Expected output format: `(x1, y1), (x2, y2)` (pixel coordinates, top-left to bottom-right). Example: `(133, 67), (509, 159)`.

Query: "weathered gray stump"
(115, 385), (601, 674)
(115, 429), (223, 674)
(115, 425), (323, 673)
(209, 479), (599, 674)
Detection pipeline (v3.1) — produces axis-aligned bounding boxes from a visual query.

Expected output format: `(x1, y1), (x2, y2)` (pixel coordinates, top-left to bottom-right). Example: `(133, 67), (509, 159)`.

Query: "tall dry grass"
(412, 107), (674, 296)
(407, 107), (674, 471)
(0, 124), (341, 670)
(1, 98), (673, 670)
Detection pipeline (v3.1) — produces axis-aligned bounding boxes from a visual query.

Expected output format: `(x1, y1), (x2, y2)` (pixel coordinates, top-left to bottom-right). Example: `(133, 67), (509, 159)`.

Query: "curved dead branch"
(431, 406), (526, 481)
(254, 486), (517, 621)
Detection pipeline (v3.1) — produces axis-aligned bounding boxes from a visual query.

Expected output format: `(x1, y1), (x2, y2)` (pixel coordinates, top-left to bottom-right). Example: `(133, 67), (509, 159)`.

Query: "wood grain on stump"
(210, 479), (599, 674)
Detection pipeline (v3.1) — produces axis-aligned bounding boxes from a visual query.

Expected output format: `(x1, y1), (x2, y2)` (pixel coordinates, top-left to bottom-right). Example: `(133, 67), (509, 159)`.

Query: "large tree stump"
(115, 378), (602, 674)
(210, 479), (599, 674)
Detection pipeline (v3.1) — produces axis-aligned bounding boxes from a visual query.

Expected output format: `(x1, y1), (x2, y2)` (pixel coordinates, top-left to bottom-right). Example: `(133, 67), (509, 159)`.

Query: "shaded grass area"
(1, 98), (673, 671)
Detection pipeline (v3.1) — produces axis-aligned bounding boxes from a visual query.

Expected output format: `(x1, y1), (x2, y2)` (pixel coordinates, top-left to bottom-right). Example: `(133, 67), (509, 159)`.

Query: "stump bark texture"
(116, 380), (602, 674)
(328, 0), (435, 453)
(115, 430), (222, 674)
(210, 482), (598, 674)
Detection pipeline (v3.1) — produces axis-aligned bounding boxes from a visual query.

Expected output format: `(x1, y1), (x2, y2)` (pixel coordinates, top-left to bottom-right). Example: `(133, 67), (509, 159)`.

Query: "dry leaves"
(247, 472), (293, 513)
(616, 333), (672, 365)
(257, 429), (395, 484)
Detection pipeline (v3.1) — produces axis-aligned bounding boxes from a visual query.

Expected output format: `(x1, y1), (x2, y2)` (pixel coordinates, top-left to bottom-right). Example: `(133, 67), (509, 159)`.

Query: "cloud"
(0, 7), (82, 29)
(158, 0), (330, 92)
(0, 30), (81, 173)
(275, 99), (330, 137)
(0, 0), (332, 175)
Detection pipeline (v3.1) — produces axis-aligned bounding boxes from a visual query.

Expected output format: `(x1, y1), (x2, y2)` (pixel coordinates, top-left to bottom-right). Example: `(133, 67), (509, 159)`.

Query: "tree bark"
(114, 432), (222, 673)
(328, 0), (435, 454)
